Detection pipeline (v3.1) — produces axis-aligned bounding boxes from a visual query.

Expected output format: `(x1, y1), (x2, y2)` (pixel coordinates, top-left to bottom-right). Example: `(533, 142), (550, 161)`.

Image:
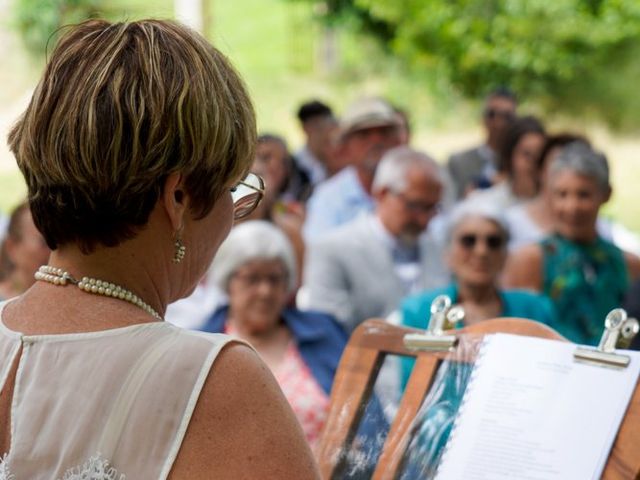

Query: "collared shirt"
(295, 145), (327, 185)
(303, 166), (375, 242)
(478, 144), (498, 181)
(368, 215), (422, 295)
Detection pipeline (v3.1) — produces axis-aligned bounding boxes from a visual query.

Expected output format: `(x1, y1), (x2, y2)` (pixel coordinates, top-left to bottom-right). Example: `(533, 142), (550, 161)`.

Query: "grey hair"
(371, 145), (443, 193)
(445, 200), (510, 245)
(210, 220), (297, 294)
(549, 141), (610, 192)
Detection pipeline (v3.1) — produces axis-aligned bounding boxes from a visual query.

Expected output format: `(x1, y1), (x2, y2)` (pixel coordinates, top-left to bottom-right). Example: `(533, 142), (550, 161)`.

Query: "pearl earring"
(173, 235), (186, 264)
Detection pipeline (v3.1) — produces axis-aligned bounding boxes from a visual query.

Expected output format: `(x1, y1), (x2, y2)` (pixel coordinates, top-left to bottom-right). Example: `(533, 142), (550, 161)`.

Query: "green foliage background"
(3, 0), (639, 233)
(13, 0), (102, 52)
(299, 0), (640, 131)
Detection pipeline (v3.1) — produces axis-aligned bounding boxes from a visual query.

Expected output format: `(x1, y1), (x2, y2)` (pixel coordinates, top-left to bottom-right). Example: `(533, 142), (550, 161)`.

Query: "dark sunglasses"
(484, 108), (514, 121)
(457, 234), (505, 251)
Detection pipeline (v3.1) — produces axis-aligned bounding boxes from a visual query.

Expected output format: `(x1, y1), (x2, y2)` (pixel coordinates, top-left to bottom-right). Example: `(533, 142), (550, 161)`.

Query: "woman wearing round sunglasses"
(400, 201), (555, 386)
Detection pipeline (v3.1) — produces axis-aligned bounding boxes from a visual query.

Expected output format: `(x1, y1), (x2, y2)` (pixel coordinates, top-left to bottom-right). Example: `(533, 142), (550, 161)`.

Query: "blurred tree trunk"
(175, 0), (210, 34)
(319, 26), (337, 74)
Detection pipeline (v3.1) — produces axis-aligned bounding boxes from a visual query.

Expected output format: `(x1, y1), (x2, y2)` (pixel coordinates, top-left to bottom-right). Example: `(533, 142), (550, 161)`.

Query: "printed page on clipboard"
(434, 333), (640, 480)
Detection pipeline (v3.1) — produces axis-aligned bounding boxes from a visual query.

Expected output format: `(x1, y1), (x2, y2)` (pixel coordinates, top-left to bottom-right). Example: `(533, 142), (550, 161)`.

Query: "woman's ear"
(162, 172), (188, 230)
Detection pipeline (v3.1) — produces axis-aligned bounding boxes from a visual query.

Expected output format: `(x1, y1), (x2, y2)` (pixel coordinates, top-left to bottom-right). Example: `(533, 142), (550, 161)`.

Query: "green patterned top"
(541, 233), (629, 345)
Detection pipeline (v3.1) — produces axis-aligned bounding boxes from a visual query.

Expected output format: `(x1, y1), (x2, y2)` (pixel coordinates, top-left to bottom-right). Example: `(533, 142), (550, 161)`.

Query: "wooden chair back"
(316, 318), (640, 479)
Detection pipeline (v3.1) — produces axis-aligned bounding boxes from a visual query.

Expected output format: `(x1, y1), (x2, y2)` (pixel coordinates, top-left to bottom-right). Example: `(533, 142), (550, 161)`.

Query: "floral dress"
(541, 233), (629, 345)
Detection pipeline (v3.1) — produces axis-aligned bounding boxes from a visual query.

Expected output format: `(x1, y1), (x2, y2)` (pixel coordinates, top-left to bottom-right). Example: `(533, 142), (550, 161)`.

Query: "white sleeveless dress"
(0, 300), (236, 479)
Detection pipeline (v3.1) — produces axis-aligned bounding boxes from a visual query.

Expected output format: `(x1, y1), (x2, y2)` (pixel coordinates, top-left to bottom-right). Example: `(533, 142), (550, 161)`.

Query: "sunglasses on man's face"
(484, 108), (515, 121)
(457, 233), (505, 251)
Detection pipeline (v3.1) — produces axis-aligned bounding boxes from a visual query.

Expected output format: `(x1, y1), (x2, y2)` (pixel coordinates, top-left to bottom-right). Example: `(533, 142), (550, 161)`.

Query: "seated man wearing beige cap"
(303, 97), (403, 242)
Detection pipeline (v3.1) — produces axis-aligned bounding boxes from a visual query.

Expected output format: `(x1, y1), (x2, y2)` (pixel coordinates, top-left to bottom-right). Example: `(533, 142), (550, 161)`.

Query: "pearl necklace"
(35, 265), (162, 320)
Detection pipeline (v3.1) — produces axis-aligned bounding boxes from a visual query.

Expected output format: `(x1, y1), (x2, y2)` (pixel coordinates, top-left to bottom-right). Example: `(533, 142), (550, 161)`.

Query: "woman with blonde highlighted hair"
(0, 19), (319, 478)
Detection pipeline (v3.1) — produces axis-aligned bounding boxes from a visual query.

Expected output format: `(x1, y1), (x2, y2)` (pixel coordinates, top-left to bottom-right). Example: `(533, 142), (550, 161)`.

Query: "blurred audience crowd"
(2, 89), (640, 446)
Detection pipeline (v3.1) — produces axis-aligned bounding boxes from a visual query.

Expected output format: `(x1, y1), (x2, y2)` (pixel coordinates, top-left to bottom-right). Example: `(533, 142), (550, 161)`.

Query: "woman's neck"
(456, 282), (502, 326)
(47, 240), (169, 319)
(457, 282), (499, 304)
(526, 195), (554, 232)
(228, 318), (284, 345)
(227, 316), (291, 368)
(556, 229), (599, 245)
(511, 178), (537, 200)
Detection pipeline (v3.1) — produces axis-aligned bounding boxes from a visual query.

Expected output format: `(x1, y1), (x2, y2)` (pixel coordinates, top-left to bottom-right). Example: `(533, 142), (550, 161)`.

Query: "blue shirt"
(400, 283), (556, 388)
(200, 306), (348, 394)
(303, 166), (375, 242)
(395, 284), (556, 474)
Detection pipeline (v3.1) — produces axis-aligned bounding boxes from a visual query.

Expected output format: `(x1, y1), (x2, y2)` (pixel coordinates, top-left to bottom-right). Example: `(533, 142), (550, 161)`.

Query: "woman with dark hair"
(469, 115), (546, 209)
(247, 133), (310, 285)
(505, 134), (640, 253)
(0, 19), (318, 478)
(505, 133), (588, 250)
(505, 142), (640, 345)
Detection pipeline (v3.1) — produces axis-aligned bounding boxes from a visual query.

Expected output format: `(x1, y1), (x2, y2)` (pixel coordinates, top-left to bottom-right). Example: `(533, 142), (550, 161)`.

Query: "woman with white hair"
(400, 200), (555, 386)
(504, 142), (640, 345)
(200, 220), (347, 447)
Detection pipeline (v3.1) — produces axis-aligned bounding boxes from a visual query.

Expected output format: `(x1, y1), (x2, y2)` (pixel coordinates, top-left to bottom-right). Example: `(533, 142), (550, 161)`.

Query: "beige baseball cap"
(339, 97), (400, 138)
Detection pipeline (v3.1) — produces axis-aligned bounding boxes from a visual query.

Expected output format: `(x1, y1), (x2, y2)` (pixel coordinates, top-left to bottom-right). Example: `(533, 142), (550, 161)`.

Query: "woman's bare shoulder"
(170, 342), (320, 479)
(623, 251), (640, 281)
(503, 243), (544, 291)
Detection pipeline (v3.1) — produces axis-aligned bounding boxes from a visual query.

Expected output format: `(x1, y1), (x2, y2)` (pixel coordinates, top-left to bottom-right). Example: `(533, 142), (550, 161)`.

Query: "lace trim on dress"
(0, 455), (14, 480)
(0, 453), (125, 480)
(60, 454), (125, 480)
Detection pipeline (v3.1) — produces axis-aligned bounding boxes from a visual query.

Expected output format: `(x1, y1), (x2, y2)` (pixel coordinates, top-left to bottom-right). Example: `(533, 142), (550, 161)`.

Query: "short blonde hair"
(9, 19), (255, 253)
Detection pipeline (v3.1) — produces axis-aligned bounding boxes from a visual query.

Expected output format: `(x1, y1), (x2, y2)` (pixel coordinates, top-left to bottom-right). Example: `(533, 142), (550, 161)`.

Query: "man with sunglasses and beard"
(303, 146), (450, 333)
(447, 87), (517, 200)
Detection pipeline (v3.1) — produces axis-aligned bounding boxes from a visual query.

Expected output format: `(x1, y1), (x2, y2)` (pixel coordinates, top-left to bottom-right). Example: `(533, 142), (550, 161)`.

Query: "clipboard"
(316, 307), (640, 479)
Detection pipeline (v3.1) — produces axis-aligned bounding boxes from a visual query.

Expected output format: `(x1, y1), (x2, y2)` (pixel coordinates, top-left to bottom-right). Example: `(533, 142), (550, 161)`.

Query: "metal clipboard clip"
(404, 295), (465, 351)
(574, 308), (639, 368)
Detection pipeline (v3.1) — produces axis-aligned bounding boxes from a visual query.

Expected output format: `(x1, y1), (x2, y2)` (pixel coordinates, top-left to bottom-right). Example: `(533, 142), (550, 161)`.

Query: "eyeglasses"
(457, 233), (505, 251)
(231, 172), (265, 220)
(484, 108), (515, 121)
(392, 192), (441, 216)
(232, 272), (288, 288)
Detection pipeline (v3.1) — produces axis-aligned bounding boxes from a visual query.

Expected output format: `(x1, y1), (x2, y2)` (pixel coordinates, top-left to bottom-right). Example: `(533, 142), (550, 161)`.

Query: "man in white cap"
(303, 146), (450, 333)
(302, 97), (403, 242)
